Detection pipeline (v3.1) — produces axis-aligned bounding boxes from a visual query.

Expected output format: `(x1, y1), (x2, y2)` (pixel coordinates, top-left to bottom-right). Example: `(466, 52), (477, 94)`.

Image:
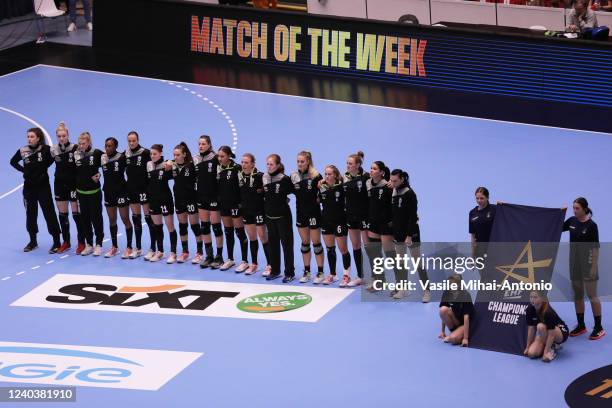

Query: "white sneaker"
(86, 22), (93, 31)
(422, 290), (431, 303)
(235, 261), (249, 273)
(191, 253), (203, 264)
(130, 248), (143, 259)
(299, 272), (311, 283)
(323, 274), (338, 285)
(339, 274), (351, 288)
(105, 247), (119, 258)
(393, 290), (407, 300)
(177, 252), (189, 263)
(262, 265), (272, 277)
(245, 264), (258, 275)
(67, 22), (76, 32)
(313, 273), (325, 284)
(144, 249), (155, 261)
(347, 277), (363, 287)
(150, 251), (164, 262)
(81, 244), (93, 256)
(166, 252), (177, 264)
(220, 259), (235, 271)
(121, 248), (133, 259)
(93, 245), (102, 257)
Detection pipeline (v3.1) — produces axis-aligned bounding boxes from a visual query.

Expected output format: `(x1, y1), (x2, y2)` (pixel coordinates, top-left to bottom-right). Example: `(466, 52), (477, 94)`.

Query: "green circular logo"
(237, 292), (312, 313)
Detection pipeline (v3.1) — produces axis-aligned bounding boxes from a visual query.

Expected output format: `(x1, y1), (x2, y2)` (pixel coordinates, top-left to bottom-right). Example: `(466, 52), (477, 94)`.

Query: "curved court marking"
(163, 80), (239, 152)
(0, 106), (52, 200)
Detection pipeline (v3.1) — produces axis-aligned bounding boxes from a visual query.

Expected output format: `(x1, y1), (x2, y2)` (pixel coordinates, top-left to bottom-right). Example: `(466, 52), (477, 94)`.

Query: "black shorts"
(569, 246), (599, 281)
(369, 221), (393, 236)
(243, 213), (265, 226)
(54, 181), (77, 202)
(104, 191), (129, 208)
(128, 189), (148, 205)
(296, 212), (321, 229)
(221, 207), (241, 218)
(393, 225), (421, 245)
(198, 197), (219, 211)
(347, 214), (370, 231)
(321, 220), (348, 237)
(149, 199), (174, 216)
(175, 199), (198, 215)
(557, 324), (569, 344)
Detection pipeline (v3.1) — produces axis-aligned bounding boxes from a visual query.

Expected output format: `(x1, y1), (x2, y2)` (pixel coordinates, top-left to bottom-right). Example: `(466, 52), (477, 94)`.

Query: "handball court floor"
(0, 64), (611, 408)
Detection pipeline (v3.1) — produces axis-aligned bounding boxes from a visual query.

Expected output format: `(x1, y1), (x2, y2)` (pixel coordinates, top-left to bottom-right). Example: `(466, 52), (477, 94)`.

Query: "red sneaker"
(589, 328), (606, 340)
(57, 242), (71, 254)
(75, 242), (86, 255)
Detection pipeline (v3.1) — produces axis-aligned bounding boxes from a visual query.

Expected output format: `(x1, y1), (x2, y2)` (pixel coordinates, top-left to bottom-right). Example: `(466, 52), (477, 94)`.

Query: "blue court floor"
(0, 65), (610, 407)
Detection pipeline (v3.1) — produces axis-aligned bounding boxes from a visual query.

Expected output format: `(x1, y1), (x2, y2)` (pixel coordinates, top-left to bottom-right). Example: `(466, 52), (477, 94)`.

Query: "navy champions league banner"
(94, 0), (612, 107)
(469, 204), (566, 355)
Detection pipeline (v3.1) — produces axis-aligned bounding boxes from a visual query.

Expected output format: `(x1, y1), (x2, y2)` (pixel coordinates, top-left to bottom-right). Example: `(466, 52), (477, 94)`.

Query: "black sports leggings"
(23, 182), (60, 241)
(265, 214), (295, 277)
(78, 190), (104, 246)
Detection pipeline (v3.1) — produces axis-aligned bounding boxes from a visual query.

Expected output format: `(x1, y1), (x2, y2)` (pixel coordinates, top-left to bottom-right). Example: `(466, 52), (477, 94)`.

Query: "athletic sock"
(205, 242), (213, 259)
(353, 248), (363, 278)
(594, 315), (602, 330)
(577, 313), (585, 328)
(170, 230), (177, 253)
(342, 252), (351, 270)
(181, 240), (189, 253)
(125, 226), (133, 249)
(249, 240), (259, 264)
(59, 212), (70, 243)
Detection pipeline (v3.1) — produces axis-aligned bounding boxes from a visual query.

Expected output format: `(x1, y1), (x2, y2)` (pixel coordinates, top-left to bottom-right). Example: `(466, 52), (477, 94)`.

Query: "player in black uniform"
(10, 127), (61, 253)
(438, 274), (474, 347)
(319, 165), (351, 286)
(238, 153), (271, 276)
(291, 151), (324, 284)
(562, 197), (604, 340)
(217, 146), (248, 272)
(166, 142), (202, 264)
(263, 154), (295, 282)
(125, 131), (153, 259)
(74, 132), (104, 256)
(365, 161), (394, 292)
(389, 169), (430, 302)
(194, 135), (224, 269)
(146, 144), (177, 263)
(469, 187), (496, 259)
(101, 137), (133, 259)
(343, 151), (369, 287)
(51, 122), (84, 254)
(524, 291), (569, 362)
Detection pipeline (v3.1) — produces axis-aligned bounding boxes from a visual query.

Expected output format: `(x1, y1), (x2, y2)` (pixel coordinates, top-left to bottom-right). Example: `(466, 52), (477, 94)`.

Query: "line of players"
(10, 123), (429, 296)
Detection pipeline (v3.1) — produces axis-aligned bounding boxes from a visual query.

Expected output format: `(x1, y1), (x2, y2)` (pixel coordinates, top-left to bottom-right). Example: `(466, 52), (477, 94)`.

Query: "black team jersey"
(194, 150), (219, 199)
(146, 157), (173, 202)
(125, 145), (150, 193)
(10, 144), (54, 186)
(51, 143), (77, 187)
(343, 170), (369, 218)
(238, 168), (265, 216)
(263, 171), (294, 218)
(291, 170), (322, 216)
(367, 178), (393, 225)
(217, 160), (241, 207)
(171, 161), (197, 203)
(101, 152), (127, 195)
(74, 148), (103, 192)
(319, 182), (346, 223)
(391, 186), (418, 235)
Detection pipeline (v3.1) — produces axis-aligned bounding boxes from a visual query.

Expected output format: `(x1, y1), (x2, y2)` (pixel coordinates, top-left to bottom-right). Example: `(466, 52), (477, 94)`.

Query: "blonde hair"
(325, 165), (342, 185)
(56, 121), (69, 136)
(79, 131), (92, 147)
(298, 150), (319, 178)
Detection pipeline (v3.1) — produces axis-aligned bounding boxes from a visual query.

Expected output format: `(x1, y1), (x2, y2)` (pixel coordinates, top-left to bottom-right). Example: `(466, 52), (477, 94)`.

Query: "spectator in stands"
(590, 0), (612, 11)
(67, 0), (92, 32)
(567, 0), (598, 32)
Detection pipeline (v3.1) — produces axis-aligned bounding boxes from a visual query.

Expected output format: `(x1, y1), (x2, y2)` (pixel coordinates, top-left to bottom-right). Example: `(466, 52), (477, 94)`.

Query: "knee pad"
(224, 226), (235, 236)
(212, 223), (223, 237)
(200, 221), (211, 235)
(235, 227), (247, 242)
(190, 223), (201, 236)
(179, 223), (188, 236)
(313, 243), (324, 255)
(132, 214), (142, 225)
(326, 246), (336, 253)
(300, 243), (311, 254)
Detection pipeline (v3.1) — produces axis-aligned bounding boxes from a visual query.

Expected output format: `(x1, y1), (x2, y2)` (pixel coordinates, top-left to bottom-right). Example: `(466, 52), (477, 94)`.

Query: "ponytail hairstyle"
(56, 121), (69, 137)
(348, 151), (365, 173)
(475, 186), (490, 199)
(391, 169), (410, 188)
(127, 131), (139, 140)
(151, 144), (163, 153)
(28, 127), (46, 146)
(325, 165), (342, 185)
(574, 197), (593, 216)
(199, 135), (212, 152)
(218, 145), (236, 160)
(105, 137), (119, 149)
(298, 150), (318, 178)
(78, 131), (92, 148)
(267, 153), (285, 174)
(174, 142), (193, 164)
(374, 160), (390, 181)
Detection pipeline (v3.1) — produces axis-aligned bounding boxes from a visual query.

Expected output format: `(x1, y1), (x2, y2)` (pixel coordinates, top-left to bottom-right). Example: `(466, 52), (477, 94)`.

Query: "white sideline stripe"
(16, 271), (25, 276)
(31, 266), (40, 270)
(32, 64), (612, 135)
(45, 260), (54, 265)
(1, 277), (10, 281)
(60, 255), (69, 259)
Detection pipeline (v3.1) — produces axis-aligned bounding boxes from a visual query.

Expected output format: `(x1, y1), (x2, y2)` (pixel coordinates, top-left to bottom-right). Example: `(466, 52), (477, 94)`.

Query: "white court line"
(34, 64), (612, 136)
(1, 277), (10, 281)
(60, 254), (69, 259)
(45, 260), (54, 265)
(103, 238), (110, 243)
(0, 106), (53, 200)
(30, 265), (40, 270)
(16, 271), (25, 276)
(0, 65), (39, 79)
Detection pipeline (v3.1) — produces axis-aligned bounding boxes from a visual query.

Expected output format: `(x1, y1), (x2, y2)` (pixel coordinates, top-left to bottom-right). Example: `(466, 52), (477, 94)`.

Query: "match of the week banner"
(191, 16), (427, 77)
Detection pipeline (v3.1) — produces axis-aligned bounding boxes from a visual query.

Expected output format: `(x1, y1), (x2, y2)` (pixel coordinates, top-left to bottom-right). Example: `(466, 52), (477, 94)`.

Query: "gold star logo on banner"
(496, 241), (552, 284)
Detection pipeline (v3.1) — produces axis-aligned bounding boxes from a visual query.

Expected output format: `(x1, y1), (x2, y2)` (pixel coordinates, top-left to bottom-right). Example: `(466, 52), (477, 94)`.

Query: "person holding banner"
(438, 274), (474, 346)
(524, 291), (569, 362)
(562, 197), (605, 340)
(469, 186), (496, 259)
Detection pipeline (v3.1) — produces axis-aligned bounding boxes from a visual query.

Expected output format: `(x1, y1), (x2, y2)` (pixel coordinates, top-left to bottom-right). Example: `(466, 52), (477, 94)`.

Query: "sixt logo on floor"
(12, 274), (351, 323)
(0, 341), (202, 390)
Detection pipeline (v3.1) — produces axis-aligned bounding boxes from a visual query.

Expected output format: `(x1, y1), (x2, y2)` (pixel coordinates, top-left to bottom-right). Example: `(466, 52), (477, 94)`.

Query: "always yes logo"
(12, 274), (351, 323)
(0, 341), (201, 390)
